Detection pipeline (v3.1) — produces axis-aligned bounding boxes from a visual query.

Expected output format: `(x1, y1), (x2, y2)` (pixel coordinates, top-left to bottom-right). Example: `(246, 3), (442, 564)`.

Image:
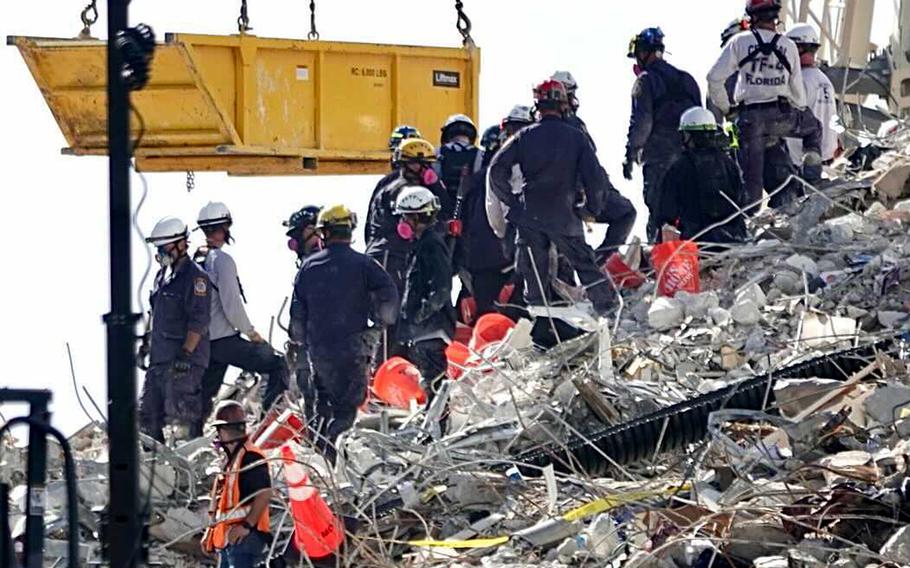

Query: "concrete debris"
(6, 128), (910, 568)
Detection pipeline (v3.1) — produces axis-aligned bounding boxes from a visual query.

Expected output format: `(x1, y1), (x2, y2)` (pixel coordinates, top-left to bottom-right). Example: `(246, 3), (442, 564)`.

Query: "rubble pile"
(4, 128), (910, 566)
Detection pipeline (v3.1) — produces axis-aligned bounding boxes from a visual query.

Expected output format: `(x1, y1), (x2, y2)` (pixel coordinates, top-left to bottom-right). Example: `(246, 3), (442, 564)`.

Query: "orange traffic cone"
(281, 445), (344, 558)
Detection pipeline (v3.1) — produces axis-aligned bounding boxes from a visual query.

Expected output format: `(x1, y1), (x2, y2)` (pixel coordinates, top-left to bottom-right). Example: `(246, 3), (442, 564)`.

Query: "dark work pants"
(470, 268), (511, 317)
(643, 155), (680, 242)
(593, 190), (637, 262)
(367, 249), (409, 363)
(516, 226), (615, 314)
(140, 364), (204, 442)
(764, 141), (802, 209)
(293, 343), (316, 426)
(200, 334), (289, 427)
(405, 339), (449, 433)
(309, 355), (369, 462)
(738, 104), (822, 210)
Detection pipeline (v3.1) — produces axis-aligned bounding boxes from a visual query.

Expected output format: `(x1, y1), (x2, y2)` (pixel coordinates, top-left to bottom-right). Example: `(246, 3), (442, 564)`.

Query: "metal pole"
(104, 0), (142, 565)
(22, 394), (50, 568)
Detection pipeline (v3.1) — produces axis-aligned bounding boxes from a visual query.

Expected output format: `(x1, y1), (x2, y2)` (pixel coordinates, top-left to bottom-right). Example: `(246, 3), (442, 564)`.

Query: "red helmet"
(746, 0), (781, 16)
(533, 79), (568, 107)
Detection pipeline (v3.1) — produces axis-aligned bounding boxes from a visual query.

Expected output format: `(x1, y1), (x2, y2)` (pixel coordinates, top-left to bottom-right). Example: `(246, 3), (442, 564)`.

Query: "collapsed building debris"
(3, 127), (910, 567)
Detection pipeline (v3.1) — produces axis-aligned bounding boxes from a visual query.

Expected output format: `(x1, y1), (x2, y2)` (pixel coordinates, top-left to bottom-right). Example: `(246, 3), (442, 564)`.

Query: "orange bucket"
(372, 357), (426, 409)
(469, 313), (515, 352)
(282, 445), (344, 558)
(445, 341), (471, 380)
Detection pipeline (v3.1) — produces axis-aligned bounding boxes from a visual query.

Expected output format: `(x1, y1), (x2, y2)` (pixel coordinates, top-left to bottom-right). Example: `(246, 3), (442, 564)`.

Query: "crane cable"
(455, 0), (474, 48)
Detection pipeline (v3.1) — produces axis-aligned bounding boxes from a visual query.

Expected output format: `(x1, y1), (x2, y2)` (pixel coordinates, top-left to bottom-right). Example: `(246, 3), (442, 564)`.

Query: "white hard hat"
(394, 186), (441, 215)
(786, 23), (820, 46)
(678, 107), (719, 132)
(550, 70), (577, 92)
(442, 113), (476, 131)
(146, 217), (188, 245)
(196, 201), (232, 229)
(503, 104), (534, 126)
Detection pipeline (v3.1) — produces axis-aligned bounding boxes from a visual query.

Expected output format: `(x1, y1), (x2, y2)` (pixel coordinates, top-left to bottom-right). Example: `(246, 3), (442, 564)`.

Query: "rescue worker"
(365, 138), (449, 295)
(201, 401), (271, 567)
(551, 70), (638, 262)
(485, 105), (535, 247)
(395, 187), (456, 423)
(785, 23), (839, 169)
(282, 205), (322, 422)
(711, 14), (802, 208)
(655, 107), (748, 245)
(436, 114), (483, 218)
(489, 79), (616, 317)
(707, 0), (823, 211)
(195, 202), (289, 427)
(458, 124), (513, 319)
(290, 205), (398, 460)
(624, 27), (702, 241)
(283, 205), (323, 267)
(364, 126), (423, 243)
(139, 217), (210, 443)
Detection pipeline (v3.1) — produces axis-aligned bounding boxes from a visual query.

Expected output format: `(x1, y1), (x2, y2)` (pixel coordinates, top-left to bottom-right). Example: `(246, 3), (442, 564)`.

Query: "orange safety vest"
(202, 441), (271, 552)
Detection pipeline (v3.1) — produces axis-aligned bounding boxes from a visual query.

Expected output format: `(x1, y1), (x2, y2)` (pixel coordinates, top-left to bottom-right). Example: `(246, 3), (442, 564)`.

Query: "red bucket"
(371, 357), (427, 409)
(604, 252), (646, 289)
(651, 240), (701, 297)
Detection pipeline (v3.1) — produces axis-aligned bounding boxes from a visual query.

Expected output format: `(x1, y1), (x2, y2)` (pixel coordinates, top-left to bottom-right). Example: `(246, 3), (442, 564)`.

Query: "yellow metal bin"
(8, 33), (480, 175)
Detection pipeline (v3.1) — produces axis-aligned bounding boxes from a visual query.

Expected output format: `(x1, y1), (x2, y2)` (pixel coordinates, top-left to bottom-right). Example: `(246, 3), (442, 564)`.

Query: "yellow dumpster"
(8, 33), (480, 176)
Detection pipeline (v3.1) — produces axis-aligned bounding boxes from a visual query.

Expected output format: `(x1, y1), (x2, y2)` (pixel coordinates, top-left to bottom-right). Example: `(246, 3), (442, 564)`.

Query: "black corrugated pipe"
(514, 338), (895, 476)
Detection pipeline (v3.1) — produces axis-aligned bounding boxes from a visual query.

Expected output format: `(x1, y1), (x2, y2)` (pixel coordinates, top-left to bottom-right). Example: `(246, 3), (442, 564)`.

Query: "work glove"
(622, 157), (634, 181)
(171, 350), (192, 377)
(137, 333), (151, 370)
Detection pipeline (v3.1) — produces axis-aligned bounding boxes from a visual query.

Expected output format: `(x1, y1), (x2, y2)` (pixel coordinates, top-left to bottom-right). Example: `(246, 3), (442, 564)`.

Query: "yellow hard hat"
(395, 138), (436, 164)
(317, 204), (358, 229)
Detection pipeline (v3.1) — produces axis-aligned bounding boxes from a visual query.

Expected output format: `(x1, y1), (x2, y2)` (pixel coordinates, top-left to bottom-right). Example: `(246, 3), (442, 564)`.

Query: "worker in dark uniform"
(284, 205), (323, 267)
(655, 107), (747, 245)
(364, 125), (423, 244)
(551, 70), (638, 262)
(139, 217), (211, 443)
(708, 0), (822, 211)
(282, 205), (322, 422)
(624, 27), (702, 242)
(365, 138), (450, 294)
(395, 187), (456, 428)
(290, 205), (398, 461)
(201, 401), (271, 567)
(489, 79), (615, 317)
(457, 124), (513, 319)
(436, 114), (483, 220)
(195, 202), (289, 429)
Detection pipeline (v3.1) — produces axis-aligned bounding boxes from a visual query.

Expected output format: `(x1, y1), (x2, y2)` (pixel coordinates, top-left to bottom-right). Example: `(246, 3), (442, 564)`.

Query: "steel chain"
(307, 0), (320, 40)
(238, 0), (252, 33)
(186, 171), (195, 192)
(79, 0), (99, 38)
(454, 0), (474, 48)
